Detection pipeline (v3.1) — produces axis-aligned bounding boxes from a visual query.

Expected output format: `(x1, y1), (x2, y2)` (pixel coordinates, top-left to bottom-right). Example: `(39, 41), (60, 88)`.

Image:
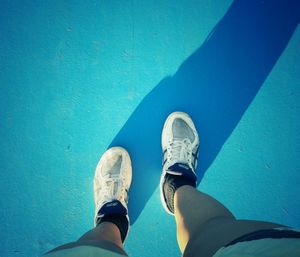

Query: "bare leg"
(78, 222), (125, 250)
(174, 185), (285, 257)
(44, 222), (128, 256)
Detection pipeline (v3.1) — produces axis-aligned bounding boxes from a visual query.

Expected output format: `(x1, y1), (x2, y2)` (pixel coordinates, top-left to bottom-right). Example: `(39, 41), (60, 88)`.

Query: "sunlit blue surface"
(0, 1), (299, 256)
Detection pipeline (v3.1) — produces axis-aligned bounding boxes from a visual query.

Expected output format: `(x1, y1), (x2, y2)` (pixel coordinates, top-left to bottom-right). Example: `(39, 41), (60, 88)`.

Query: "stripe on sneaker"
(162, 149), (168, 165)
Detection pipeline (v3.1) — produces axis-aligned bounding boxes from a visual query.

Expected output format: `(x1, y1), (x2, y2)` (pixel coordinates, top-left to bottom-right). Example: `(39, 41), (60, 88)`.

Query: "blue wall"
(0, 1), (299, 256)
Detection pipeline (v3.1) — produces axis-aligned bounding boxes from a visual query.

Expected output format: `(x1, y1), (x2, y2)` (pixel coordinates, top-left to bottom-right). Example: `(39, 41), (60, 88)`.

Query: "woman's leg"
(78, 222), (123, 249)
(159, 112), (287, 257)
(45, 222), (128, 256)
(174, 185), (285, 257)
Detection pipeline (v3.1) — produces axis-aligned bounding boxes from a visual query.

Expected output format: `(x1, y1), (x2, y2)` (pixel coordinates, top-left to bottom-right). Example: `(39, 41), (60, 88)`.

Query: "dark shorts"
(43, 227), (300, 257)
(213, 227), (300, 257)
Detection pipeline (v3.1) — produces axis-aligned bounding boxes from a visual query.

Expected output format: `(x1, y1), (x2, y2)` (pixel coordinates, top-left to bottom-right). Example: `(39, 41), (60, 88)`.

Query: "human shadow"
(110, 0), (300, 224)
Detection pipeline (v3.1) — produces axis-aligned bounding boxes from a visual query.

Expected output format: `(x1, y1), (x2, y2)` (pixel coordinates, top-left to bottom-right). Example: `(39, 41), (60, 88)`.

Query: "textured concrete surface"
(0, 1), (300, 257)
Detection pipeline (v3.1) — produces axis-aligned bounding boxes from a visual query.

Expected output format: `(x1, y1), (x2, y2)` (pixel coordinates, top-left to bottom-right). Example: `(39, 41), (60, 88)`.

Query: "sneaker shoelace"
(166, 138), (193, 169)
(96, 175), (127, 210)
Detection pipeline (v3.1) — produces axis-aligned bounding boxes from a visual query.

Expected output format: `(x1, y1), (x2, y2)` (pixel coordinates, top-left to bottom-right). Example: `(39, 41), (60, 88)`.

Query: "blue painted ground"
(0, 1), (300, 256)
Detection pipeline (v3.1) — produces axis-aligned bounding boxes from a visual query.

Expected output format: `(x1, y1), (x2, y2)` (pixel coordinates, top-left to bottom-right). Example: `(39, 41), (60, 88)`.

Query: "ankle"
(96, 214), (129, 243)
(163, 173), (196, 214)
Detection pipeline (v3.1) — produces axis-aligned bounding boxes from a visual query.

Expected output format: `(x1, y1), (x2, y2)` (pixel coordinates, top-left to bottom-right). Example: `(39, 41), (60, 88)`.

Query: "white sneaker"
(94, 147), (132, 232)
(160, 112), (199, 215)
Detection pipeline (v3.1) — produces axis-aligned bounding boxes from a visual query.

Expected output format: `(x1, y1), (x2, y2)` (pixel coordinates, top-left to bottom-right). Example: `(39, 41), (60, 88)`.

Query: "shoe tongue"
(97, 200), (127, 218)
(167, 163), (197, 183)
(168, 162), (190, 172)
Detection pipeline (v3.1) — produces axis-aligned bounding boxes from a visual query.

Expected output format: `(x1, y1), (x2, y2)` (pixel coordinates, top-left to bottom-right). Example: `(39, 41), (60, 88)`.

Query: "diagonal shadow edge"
(109, 0), (300, 224)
